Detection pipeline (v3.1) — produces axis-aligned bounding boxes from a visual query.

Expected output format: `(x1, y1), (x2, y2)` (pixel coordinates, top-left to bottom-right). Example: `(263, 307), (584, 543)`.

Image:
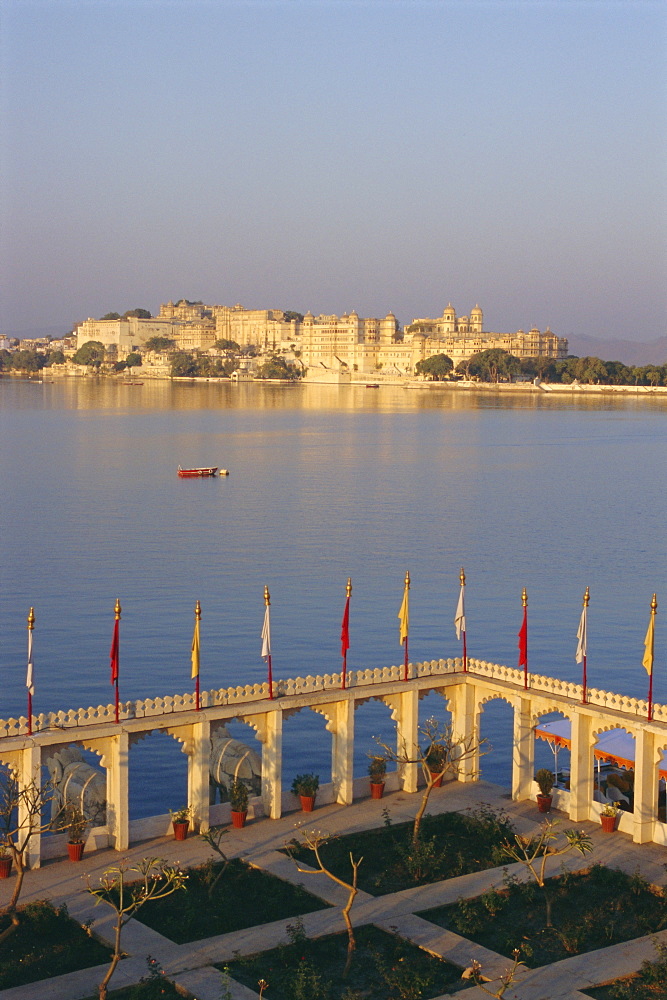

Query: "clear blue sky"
(1, 0), (665, 341)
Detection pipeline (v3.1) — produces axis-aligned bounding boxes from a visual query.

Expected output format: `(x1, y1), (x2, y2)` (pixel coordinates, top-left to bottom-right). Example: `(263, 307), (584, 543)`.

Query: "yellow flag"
(642, 613), (655, 675)
(191, 617), (200, 679)
(398, 585), (409, 645)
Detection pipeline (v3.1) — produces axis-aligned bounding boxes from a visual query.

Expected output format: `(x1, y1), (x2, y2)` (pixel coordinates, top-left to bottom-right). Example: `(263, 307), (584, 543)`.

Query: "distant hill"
(567, 335), (667, 367)
(6, 325), (72, 341)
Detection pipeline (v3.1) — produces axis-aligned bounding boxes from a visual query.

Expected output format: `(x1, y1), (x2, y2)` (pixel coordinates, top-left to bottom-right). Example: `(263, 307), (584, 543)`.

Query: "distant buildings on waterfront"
(72, 299), (567, 376)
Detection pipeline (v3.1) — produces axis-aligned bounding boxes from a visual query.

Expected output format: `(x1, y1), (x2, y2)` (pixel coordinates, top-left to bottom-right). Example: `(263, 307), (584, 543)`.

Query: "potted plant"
(0, 844), (12, 879)
(170, 806), (190, 840)
(291, 773), (319, 812)
(535, 768), (554, 812)
(425, 745), (447, 787)
(368, 756), (387, 799)
(63, 805), (88, 861)
(601, 802), (619, 832)
(229, 779), (249, 828)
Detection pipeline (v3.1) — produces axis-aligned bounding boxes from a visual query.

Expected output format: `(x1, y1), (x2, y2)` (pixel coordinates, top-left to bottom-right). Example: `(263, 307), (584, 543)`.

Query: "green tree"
(215, 338), (241, 352)
(100, 312), (121, 320)
(415, 353), (454, 380)
(467, 349), (521, 383)
(45, 350), (65, 365)
(170, 352), (198, 377)
(123, 308), (151, 318)
(125, 352), (142, 368)
(520, 356), (556, 381)
(0, 350), (11, 371)
(144, 336), (175, 352)
(283, 311), (304, 322)
(73, 341), (105, 366)
(9, 350), (47, 372)
(255, 355), (301, 380)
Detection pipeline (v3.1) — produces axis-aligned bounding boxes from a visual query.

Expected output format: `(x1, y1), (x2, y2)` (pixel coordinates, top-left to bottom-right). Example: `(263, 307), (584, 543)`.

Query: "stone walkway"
(1, 782), (665, 1000)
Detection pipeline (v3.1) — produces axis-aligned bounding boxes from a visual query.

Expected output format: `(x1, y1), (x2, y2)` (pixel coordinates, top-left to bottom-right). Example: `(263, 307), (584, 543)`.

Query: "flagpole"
(341, 578), (351, 690)
(26, 607), (35, 736)
(193, 600), (201, 711)
(402, 571), (410, 682)
(647, 593), (657, 722)
(112, 599), (121, 724)
(521, 588), (528, 690)
(264, 586), (274, 700)
(460, 568), (467, 673)
(581, 587), (589, 705)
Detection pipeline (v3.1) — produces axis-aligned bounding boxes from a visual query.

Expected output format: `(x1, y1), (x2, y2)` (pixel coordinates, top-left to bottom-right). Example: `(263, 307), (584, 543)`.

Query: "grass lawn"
(419, 864), (667, 969)
(133, 857), (330, 943)
(0, 898), (110, 990)
(583, 944), (667, 999)
(225, 919), (468, 999)
(285, 803), (515, 895)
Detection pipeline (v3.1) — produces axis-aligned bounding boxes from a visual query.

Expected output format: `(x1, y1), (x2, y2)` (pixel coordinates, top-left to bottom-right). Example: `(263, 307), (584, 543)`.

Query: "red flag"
(341, 595), (350, 657)
(517, 607), (527, 667)
(110, 618), (119, 684)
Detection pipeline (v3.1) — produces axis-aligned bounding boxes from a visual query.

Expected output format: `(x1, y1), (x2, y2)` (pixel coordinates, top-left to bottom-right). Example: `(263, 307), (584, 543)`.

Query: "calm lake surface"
(1, 378), (665, 815)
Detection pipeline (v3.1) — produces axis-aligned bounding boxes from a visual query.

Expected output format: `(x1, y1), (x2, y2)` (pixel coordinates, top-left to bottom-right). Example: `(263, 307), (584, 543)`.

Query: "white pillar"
(512, 697), (535, 801)
(188, 718), (211, 833)
(569, 711), (593, 823)
(331, 699), (355, 805)
(261, 710), (283, 819)
(633, 726), (656, 844)
(106, 731), (130, 850)
(396, 687), (419, 793)
(450, 680), (478, 782)
(19, 745), (42, 869)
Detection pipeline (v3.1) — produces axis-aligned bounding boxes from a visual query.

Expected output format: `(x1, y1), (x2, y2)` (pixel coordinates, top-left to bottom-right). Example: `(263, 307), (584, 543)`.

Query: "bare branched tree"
(502, 820), (593, 927)
(87, 856), (187, 1000)
(374, 717), (488, 844)
(0, 771), (64, 941)
(461, 948), (524, 997)
(286, 828), (363, 978)
(200, 824), (231, 900)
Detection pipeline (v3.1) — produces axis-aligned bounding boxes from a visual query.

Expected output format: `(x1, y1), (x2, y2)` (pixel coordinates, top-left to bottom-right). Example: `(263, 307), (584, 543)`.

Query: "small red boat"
(177, 466), (218, 478)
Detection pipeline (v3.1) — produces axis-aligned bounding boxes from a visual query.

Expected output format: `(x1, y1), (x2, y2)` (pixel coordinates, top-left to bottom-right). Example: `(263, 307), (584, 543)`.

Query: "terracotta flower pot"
(0, 856), (12, 879)
(601, 813), (617, 833)
(370, 782), (385, 799)
(537, 794), (552, 813)
(299, 794), (315, 812)
(231, 810), (247, 829)
(430, 772), (444, 788)
(173, 820), (189, 841)
(67, 841), (84, 862)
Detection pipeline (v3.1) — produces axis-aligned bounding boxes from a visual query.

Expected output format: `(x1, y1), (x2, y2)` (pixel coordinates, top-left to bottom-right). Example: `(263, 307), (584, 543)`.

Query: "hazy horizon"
(2, 1), (665, 342)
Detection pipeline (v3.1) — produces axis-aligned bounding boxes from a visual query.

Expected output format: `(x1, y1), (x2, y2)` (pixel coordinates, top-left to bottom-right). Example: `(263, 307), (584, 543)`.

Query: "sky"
(1, 0), (666, 341)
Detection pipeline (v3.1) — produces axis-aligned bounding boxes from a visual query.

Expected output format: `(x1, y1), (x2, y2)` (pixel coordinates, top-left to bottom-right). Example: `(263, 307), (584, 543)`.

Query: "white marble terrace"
(1, 656), (665, 866)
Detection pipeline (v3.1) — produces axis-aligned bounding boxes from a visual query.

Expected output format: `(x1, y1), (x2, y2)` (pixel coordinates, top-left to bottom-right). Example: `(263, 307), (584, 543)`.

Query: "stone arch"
(476, 693), (515, 788)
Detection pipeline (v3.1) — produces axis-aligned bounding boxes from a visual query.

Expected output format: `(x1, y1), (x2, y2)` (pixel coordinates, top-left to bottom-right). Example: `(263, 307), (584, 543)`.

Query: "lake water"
(0, 378), (665, 815)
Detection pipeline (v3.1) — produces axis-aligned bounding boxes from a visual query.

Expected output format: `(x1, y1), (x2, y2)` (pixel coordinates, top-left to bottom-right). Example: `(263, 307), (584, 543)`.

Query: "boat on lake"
(177, 466), (218, 478)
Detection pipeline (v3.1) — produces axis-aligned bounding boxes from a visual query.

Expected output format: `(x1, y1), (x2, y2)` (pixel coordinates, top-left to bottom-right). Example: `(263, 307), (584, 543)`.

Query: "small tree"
(0, 772), (64, 938)
(502, 820), (593, 927)
(374, 717), (488, 844)
(200, 825), (230, 899)
(415, 353), (454, 380)
(87, 856), (187, 1000)
(286, 829), (362, 978)
(462, 949), (523, 997)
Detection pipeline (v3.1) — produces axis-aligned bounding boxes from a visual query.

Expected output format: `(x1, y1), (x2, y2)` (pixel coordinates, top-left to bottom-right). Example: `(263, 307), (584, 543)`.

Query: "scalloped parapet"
(3, 656), (664, 738)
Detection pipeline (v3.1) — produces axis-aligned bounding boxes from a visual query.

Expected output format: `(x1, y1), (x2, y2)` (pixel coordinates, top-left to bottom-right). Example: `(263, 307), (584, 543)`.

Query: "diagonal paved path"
(0, 782), (664, 1000)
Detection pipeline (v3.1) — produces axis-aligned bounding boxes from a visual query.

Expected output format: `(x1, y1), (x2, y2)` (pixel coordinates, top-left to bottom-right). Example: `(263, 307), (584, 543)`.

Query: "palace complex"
(75, 300), (568, 375)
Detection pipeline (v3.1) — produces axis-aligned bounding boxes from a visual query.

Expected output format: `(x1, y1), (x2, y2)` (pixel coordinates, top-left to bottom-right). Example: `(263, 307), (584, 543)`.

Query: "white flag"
(575, 605), (587, 663)
(454, 586), (466, 640)
(261, 604), (271, 659)
(26, 629), (35, 696)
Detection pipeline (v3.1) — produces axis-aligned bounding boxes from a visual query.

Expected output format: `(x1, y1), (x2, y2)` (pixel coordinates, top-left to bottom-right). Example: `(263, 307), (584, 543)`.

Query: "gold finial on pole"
(460, 567), (466, 587)
(346, 577), (352, 598)
(114, 598), (121, 620)
(651, 593), (658, 614)
(195, 599), (201, 621)
(404, 570), (411, 589)
(27, 607), (35, 631)
(522, 587), (528, 608)
(583, 586), (590, 607)
(264, 586), (271, 607)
